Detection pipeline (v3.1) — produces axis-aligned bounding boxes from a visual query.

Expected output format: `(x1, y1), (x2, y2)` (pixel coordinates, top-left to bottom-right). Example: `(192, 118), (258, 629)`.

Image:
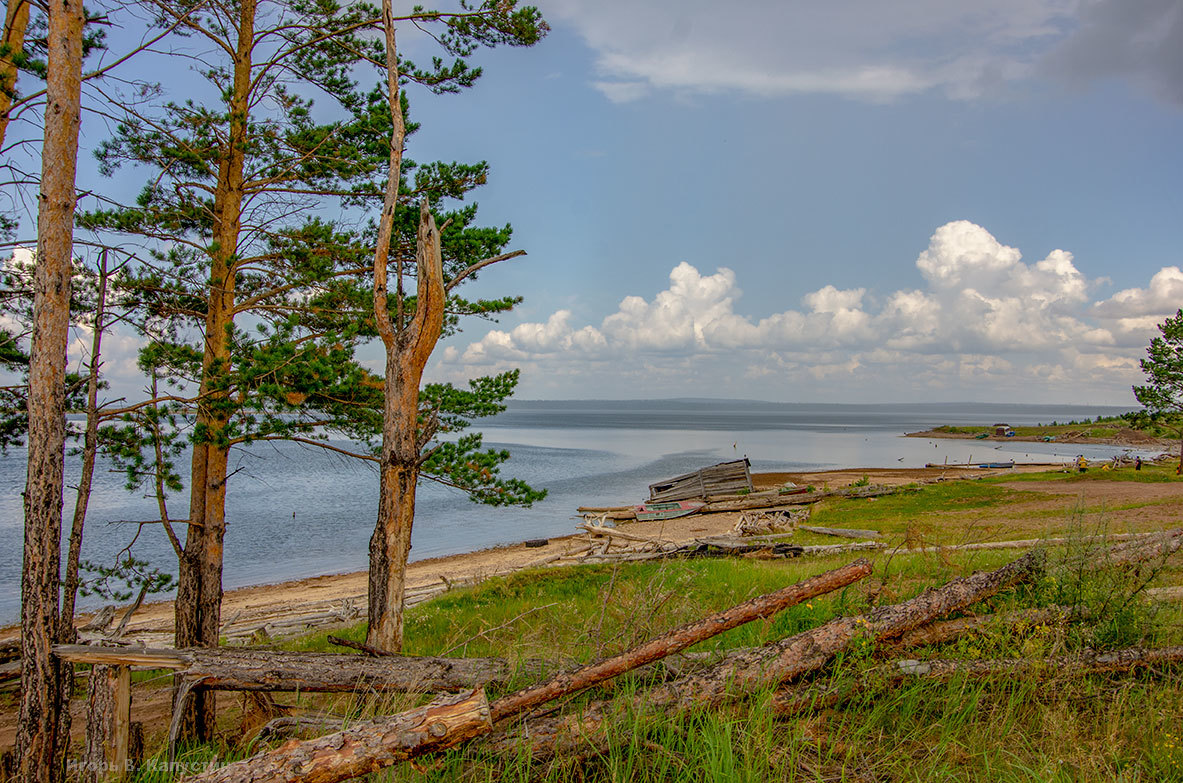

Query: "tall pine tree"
(83, 0), (547, 730)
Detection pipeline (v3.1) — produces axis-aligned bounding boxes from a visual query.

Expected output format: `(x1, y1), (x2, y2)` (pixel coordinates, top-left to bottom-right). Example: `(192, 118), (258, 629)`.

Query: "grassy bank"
(87, 469), (1183, 781)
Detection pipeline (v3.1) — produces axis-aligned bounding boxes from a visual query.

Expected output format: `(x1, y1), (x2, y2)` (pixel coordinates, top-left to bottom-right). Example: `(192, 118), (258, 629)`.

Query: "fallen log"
(800, 525), (880, 540)
(906, 529), (1178, 555)
(772, 645), (1183, 715)
(488, 558), (873, 723)
(489, 550), (1044, 759)
(886, 605), (1080, 651)
(183, 689), (492, 783)
(579, 540), (882, 564)
(181, 559), (873, 783)
(53, 646), (513, 693)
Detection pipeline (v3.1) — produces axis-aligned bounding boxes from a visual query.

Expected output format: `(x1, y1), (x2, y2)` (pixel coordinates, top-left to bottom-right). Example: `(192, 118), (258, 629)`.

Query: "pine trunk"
(173, 0), (255, 740)
(367, 201), (445, 652)
(17, 0), (83, 779)
(0, 0), (31, 148)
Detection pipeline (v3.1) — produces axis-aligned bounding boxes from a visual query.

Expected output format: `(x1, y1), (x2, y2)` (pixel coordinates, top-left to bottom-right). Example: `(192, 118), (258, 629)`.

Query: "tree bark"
(367, 200), (445, 652)
(182, 689), (492, 783)
(489, 558), (873, 723)
(17, 0), (82, 779)
(490, 550), (1043, 759)
(54, 645), (519, 693)
(178, 560), (870, 783)
(0, 0), (30, 148)
(174, 0), (256, 740)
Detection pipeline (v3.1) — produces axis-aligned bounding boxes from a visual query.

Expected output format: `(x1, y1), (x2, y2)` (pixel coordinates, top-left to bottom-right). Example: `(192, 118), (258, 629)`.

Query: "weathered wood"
(887, 605), (1079, 651)
(80, 665), (131, 783)
(53, 646), (513, 692)
(579, 540), (882, 564)
(489, 558), (873, 723)
(800, 525), (881, 540)
(326, 636), (394, 657)
(577, 523), (673, 546)
(491, 550), (1044, 758)
(906, 530), (1177, 555)
(182, 689), (491, 783)
(772, 645), (1183, 715)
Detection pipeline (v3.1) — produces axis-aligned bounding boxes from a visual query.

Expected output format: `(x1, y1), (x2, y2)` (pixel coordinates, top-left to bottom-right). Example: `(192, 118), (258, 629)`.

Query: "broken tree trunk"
(183, 689), (492, 783)
(52, 646), (513, 693)
(181, 560), (872, 783)
(886, 605), (1080, 651)
(80, 664), (131, 783)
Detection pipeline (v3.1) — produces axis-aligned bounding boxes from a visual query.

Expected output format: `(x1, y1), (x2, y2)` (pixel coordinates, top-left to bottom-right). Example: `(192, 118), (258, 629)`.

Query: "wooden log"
(53, 646), (513, 693)
(886, 605), (1079, 651)
(772, 645), (1183, 715)
(905, 529), (1179, 556)
(181, 689), (492, 783)
(488, 558), (873, 723)
(577, 523), (674, 546)
(184, 560), (872, 783)
(799, 525), (881, 540)
(490, 550), (1044, 758)
(578, 540), (882, 564)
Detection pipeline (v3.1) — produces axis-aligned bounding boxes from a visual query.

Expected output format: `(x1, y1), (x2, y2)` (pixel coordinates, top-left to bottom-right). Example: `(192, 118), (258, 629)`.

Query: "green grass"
(118, 477), (1183, 783)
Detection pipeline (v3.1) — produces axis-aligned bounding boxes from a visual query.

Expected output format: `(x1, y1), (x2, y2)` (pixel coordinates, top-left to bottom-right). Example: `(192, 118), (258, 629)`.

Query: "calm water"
(0, 400), (1150, 623)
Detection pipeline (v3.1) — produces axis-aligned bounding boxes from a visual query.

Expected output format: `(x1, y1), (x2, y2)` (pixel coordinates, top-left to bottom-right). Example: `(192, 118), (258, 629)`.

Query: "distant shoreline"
(906, 427), (1169, 449)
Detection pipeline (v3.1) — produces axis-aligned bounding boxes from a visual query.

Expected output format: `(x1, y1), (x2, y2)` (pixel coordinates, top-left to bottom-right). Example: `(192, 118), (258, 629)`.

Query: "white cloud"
(544, 0), (1085, 103)
(441, 220), (1181, 402)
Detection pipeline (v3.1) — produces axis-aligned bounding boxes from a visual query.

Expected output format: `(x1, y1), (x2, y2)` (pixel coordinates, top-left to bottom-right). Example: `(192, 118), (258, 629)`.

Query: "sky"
(395, 0), (1183, 405)
(10, 0), (1183, 406)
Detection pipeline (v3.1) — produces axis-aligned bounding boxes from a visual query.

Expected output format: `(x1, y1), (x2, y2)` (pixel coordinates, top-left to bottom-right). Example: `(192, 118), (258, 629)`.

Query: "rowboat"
(634, 501), (706, 521)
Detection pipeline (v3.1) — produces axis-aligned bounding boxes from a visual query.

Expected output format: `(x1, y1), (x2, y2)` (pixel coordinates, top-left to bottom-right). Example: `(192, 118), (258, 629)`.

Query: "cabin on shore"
(994, 423), (1015, 437)
(648, 458), (753, 502)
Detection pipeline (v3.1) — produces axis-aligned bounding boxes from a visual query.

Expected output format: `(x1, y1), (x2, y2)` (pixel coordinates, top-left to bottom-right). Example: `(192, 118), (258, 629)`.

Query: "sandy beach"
(0, 464), (1071, 649)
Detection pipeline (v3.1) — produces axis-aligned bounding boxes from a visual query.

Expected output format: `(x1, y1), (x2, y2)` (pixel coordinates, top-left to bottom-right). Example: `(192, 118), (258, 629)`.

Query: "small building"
(994, 424), (1015, 437)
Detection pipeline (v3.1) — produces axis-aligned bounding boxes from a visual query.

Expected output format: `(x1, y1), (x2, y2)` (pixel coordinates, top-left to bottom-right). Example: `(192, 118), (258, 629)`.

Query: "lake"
(0, 400), (1151, 623)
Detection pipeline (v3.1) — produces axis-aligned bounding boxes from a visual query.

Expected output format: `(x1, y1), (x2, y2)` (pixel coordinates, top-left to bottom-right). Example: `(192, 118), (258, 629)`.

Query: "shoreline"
(0, 464), (1060, 646)
(905, 428), (1170, 448)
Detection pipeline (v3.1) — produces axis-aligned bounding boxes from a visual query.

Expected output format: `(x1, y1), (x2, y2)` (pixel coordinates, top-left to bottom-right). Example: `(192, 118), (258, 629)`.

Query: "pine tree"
(81, 0), (547, 731)
(1131, 309), (1183, 475)
(365, 0), (546, 651)
(17, 0), (83, 777)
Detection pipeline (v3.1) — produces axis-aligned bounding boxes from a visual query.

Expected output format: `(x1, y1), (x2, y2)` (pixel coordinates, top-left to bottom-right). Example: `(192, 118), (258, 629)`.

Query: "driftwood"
(488, 550), (1044, 759)
(184, 689), (492, 783)
(773, 645), (1183, 715)
(906, 529), (1181, 555)
(53, 646), (514, 693)
(579, 540), (883, 564)
(180, 560), (873, 783)
(800, 525), (880, 540)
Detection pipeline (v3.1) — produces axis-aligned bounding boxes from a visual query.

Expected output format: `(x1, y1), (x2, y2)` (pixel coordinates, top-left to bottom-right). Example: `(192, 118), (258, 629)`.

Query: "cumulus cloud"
(440, 220), (1180, 401)
(544, 0), (1086, 103)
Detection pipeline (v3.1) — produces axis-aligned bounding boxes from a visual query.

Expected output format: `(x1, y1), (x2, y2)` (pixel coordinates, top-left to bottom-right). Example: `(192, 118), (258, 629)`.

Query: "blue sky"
(9, 0), (1183, 406)
(400, 0), (1183, 404)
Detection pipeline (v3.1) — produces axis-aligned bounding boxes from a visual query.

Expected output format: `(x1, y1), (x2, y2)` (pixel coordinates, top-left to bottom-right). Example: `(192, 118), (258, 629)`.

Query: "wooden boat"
(976, 461), (1015, 469)
(633, 501), (706, 521)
